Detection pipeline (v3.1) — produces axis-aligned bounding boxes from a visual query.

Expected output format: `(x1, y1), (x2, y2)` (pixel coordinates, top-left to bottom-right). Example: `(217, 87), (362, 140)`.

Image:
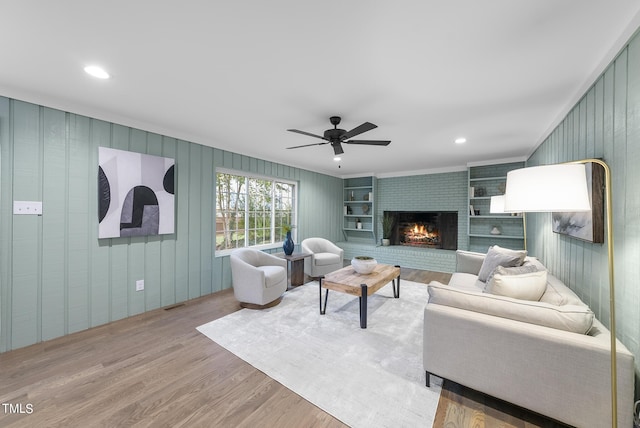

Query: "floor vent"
(164, 303), (186, 311)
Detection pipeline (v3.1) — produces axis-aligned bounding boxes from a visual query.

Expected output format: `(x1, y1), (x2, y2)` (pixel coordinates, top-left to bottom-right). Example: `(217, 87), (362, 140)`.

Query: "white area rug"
(197, 280), (442, 427)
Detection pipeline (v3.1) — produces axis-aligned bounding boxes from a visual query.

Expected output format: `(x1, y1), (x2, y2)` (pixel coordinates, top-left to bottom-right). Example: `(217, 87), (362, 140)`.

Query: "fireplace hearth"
(385, 211), (457, 250)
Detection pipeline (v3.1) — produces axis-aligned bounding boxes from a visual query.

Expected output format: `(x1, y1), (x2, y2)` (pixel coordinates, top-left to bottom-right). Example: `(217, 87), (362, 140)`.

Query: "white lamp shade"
(490, 195), (505, 213)
(504, 164), (591, 212)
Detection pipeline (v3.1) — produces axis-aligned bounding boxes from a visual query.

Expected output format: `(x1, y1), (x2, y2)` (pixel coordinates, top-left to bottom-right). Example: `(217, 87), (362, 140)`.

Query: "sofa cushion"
(477, 247), (523, 282)
(448, 272), (485, 292)
(427, 282), (594, 334)
(487, 267), (548, 301)
(455, 250), (486, 275)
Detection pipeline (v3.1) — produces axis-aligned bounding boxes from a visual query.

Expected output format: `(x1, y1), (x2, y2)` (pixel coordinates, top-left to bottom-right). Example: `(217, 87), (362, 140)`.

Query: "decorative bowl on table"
(351, 256), (377, 274)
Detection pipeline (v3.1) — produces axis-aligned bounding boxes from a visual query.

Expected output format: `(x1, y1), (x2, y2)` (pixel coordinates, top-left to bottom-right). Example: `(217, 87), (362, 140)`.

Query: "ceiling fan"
(286, 116), (391, 155)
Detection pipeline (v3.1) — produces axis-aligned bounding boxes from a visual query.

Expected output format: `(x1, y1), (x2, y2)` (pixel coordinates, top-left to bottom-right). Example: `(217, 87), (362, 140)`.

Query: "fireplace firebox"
(385, 211), (457, 250)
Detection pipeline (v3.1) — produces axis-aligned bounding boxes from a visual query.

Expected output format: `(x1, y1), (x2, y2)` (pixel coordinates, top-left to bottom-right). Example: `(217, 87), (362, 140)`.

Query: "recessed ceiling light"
(84, 65), (110, 79)
(333, 156), (342, 162)
(454, 137), (467, 144)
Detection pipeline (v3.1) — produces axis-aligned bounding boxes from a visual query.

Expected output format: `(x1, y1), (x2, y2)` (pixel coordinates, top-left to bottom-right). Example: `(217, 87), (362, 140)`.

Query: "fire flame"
(401, 222), (441, 247)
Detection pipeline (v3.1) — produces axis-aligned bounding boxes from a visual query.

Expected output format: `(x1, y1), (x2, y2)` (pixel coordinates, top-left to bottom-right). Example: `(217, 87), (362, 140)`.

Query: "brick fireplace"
(385, 211), (458, 250)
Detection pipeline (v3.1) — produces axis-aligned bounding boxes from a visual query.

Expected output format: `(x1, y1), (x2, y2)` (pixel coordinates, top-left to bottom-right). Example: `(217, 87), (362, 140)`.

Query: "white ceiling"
(1, 1), (640, 178)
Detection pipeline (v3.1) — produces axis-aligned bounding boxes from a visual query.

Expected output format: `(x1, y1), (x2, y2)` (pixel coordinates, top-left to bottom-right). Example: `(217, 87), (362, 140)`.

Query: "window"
(216, 171), (296, 252)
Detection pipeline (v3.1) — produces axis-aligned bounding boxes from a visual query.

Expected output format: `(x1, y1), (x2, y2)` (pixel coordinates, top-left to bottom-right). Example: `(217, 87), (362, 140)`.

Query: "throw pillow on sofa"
(492, 245), (527, 265)
(485, 261), (540, 286)
(477, 246), (524, 282)
(522, 256), (547, 271)
(487, 267), (548, 301)
(539, 274), (585, 306)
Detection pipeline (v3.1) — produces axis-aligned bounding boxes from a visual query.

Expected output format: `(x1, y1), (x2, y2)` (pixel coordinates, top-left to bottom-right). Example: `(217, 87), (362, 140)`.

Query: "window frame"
(215, 168), (298, 257)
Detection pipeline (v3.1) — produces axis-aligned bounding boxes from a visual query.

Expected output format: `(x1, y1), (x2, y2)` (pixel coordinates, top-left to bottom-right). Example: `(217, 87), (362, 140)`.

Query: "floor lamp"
(489, 195), (526, 251)
(503, 159), (617, 427)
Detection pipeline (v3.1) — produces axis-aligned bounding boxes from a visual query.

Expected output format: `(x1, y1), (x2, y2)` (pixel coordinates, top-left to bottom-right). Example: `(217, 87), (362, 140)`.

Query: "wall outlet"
(136, 280), (144, 292)
(13, 201), (43, 215)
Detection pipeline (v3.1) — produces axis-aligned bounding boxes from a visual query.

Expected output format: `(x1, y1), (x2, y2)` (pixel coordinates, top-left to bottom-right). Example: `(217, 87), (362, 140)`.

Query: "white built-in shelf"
(468, 162), (525, 252)
(343, 176), (376, 243)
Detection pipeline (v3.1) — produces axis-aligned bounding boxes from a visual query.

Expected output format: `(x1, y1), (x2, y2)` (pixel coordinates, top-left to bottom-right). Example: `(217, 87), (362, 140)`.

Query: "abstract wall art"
(98, 147), (175, 239)
(552, 162), (604, 243)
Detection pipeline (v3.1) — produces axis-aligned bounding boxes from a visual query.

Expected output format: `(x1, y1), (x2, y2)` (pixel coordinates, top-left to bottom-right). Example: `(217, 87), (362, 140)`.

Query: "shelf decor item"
(351, 256), (377, 274)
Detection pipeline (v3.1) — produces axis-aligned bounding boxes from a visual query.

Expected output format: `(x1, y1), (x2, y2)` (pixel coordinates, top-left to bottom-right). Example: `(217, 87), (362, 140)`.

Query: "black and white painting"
(552, 162), (604, 243)
(98, 147), (175, 239)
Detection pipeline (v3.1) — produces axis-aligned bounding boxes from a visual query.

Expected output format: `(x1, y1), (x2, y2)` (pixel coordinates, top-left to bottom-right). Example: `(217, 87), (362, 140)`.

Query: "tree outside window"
(216, 172), (295, 251)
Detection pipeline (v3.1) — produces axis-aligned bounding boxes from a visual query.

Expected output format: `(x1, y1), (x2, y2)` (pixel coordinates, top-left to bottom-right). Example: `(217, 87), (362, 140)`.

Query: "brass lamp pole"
(569, 159), (616, 428)
(504, 159), (617, 427)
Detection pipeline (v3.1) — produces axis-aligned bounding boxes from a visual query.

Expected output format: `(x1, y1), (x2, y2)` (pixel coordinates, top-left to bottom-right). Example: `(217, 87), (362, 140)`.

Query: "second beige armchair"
(301, 237), (344, 278)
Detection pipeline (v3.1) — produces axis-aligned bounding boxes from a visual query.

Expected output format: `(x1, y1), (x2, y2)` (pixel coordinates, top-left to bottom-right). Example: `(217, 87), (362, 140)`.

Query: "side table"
(276, 252), (312, 288)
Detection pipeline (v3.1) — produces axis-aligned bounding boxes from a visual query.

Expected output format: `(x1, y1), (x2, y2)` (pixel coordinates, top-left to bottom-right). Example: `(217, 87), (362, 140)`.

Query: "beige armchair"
(301, 237), (344, 277)
(230, 249), (287, 308)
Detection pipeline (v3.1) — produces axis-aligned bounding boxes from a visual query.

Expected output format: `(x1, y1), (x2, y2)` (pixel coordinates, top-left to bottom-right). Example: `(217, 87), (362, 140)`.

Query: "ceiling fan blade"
(286, 142), (329, 149)
(340, 122), (377, 140)
(332, 143), (344, 155)
(287, 129), (327, 140)
(344, 140), (391, 146)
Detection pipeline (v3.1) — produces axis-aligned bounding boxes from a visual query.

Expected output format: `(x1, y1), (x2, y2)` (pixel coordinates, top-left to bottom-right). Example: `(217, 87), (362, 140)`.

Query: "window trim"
(215, 168), (298, 257)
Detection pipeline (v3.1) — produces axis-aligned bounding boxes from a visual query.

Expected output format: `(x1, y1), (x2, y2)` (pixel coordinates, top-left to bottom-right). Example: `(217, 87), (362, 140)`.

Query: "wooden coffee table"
(319, 263), (401, 328)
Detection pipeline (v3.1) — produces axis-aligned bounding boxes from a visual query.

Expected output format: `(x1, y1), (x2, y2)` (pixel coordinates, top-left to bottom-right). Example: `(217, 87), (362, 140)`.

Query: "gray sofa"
(423, 248), (635, 428)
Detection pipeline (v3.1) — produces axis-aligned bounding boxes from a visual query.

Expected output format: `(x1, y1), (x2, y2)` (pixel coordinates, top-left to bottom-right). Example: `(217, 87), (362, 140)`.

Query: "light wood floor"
(435, 380), (570, 428)
(0, 268), (563, 427)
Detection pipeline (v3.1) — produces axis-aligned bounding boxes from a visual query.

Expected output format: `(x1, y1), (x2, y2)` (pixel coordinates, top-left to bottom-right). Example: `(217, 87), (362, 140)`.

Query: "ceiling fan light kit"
(287, 116), (391, 156)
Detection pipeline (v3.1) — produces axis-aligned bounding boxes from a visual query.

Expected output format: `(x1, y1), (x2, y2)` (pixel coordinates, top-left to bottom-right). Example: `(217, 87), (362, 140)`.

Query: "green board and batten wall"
(527, 32), (640, 383)
(0, 98), (342, 352)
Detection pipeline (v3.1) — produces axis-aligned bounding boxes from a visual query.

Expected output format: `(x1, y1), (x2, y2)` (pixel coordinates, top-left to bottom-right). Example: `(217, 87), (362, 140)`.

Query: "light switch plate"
(13, 201), (43, 215)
